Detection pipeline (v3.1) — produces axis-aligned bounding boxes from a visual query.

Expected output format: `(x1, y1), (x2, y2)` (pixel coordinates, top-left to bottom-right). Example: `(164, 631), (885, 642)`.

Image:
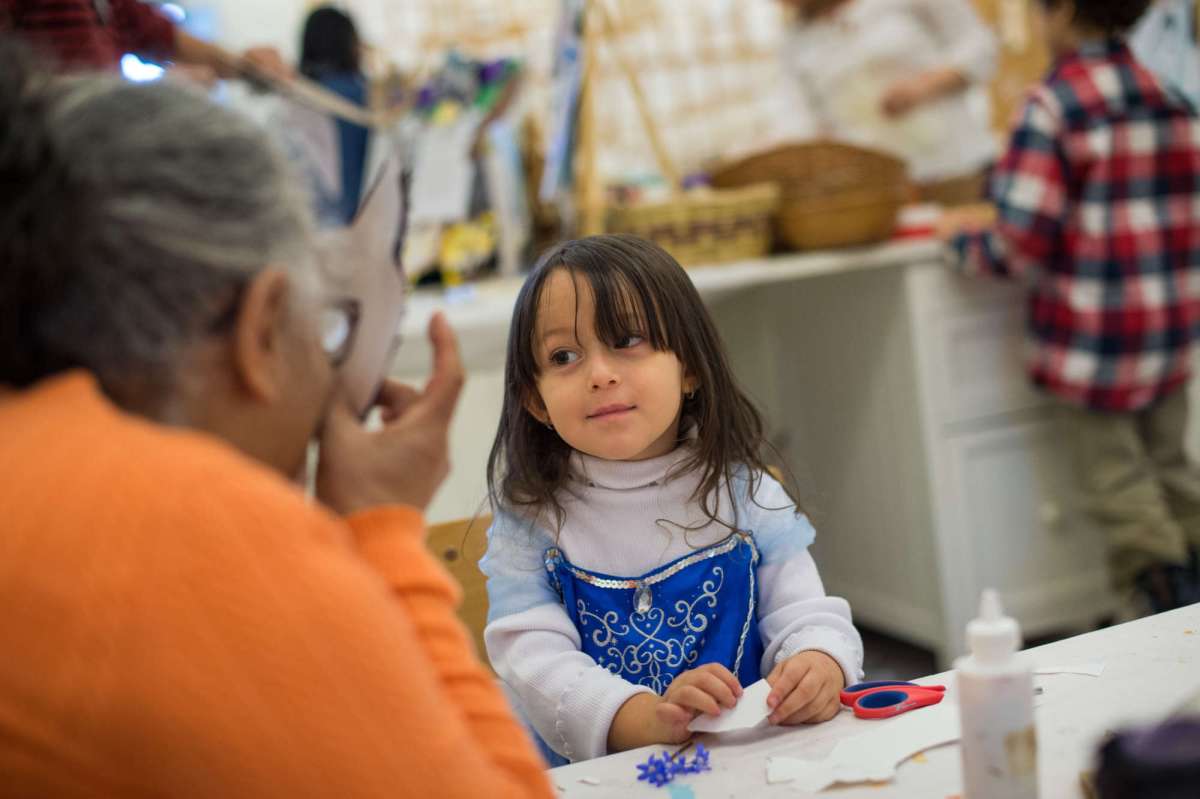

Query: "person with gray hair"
(0, 38), (555, 799)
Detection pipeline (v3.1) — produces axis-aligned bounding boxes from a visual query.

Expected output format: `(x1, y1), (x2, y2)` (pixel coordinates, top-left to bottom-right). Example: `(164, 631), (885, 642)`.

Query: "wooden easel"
(573, 0), (681, 235)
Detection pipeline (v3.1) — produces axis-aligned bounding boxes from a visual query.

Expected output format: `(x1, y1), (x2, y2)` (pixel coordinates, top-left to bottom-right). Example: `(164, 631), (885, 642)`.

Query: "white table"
(547, 604), (1200, 797)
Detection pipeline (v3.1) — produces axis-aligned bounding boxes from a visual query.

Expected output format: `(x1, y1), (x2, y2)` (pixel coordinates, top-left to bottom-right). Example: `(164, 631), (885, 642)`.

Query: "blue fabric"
(481, 508), (562, 623)
(545, 532), (764, 694)
(730, 469), (814, 566)
(316, 72), (370, 224)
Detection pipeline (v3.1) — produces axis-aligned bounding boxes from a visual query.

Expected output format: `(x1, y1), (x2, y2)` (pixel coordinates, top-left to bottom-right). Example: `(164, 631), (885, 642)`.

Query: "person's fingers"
(689, 672), (738, 709)
(373, 380), (421, 423)
(817, 695), (842, 722)
(769, 671), (823, 726)
(672, 686), (722, 717)
(242, 47), (294, 80)
(785, 694), (841, 726)
(421, 312), (465, 422)
(698, 663), (743, 699)
(654, 702), (695, 742)
(766, 660), (810, 711)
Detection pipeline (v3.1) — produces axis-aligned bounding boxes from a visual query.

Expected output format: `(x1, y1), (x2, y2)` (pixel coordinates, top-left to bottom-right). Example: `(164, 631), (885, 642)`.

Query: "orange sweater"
(0, 372), (554, 799)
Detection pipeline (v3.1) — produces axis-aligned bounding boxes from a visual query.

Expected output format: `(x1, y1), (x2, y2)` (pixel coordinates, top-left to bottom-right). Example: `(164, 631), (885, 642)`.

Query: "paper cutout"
(766, 702), (961, 792)
(314, 156), (409, 416)
(409, 109), (481, 226)
(1034, 662), (1105, 677)
(687, 679), (772, 734)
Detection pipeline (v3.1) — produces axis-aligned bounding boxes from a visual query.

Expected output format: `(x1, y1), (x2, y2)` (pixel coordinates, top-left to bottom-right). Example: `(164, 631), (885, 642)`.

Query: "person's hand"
(316, 312), (464, 516)
(164, 62), (219, 89)
(881, 74), (936, 118)
(881, 67), (967, 118)
(765, 651), (846, 725)
(237, 46), (293, 82)
(936, 202), (997, 241)
(655, 663), (744, 741)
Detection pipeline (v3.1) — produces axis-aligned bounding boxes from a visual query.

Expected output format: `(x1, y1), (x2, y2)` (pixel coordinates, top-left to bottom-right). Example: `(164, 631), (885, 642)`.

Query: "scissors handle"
(852, 686), (945, 719)
(839, 683), (947, 720)
(840, 680), (928, 703)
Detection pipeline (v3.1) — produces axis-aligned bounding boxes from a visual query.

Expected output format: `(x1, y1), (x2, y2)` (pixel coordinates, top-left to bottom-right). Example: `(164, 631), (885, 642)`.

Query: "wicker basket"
(710, 141), (908, 250)
(605, 183), (780, 266)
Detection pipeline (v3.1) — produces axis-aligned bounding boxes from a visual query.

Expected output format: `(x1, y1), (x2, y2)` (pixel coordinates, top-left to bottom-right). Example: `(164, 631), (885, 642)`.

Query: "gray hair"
(0, 41), (316, 409)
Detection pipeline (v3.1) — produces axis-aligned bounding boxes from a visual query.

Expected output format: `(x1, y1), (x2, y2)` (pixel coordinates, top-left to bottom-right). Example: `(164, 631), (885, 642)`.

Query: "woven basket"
(711, 141), (907, 250)
(605, 183), (780, 266)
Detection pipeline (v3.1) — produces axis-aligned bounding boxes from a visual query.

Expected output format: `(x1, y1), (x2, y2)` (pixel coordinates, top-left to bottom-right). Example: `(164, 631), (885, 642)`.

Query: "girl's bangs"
(574, 264), (669, 351)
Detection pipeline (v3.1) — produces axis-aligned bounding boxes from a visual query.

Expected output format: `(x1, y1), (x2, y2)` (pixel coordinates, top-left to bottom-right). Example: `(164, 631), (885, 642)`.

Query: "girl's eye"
(549, 349), (580, 366)
(616, 334), (645, 349)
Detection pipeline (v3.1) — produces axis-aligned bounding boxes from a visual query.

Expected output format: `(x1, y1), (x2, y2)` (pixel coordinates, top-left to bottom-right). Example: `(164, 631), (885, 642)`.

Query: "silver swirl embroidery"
(666, 567), (724, 633)
(571, 563), (730, 693)
(554, 532), (760, 695)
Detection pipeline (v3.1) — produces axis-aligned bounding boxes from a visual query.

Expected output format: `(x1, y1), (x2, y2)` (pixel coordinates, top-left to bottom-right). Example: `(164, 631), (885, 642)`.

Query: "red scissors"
(839, 680), (947, 720)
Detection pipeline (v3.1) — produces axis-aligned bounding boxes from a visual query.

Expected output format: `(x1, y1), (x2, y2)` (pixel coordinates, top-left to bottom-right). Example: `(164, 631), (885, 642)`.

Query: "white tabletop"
(548, 604), (1200, 797)
(393, 240), (944, 375)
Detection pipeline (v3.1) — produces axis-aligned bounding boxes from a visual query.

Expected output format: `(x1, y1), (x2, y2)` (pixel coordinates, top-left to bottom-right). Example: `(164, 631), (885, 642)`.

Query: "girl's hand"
(765, 651), (846, 726)
(655, 664), (744, 739)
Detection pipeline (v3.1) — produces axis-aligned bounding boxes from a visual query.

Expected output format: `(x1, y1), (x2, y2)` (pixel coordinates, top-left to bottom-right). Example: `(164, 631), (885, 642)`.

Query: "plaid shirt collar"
(1051, 36), (1131, 72)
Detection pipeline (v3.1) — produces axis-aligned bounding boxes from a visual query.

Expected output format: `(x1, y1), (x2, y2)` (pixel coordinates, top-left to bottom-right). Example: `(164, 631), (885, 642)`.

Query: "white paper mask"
(314, 157), (409, 417)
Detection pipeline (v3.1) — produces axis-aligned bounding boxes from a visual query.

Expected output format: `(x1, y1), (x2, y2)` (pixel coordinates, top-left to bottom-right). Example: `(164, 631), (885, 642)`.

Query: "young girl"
(481, 235), (863, 765)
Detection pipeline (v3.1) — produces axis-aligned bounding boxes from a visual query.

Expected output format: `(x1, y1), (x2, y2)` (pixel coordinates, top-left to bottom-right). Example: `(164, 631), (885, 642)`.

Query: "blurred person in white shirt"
(779, 0), (999, 205)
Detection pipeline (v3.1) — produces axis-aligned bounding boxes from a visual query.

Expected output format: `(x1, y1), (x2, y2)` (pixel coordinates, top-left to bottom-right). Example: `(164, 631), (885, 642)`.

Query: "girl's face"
(527, 268), (696, 462)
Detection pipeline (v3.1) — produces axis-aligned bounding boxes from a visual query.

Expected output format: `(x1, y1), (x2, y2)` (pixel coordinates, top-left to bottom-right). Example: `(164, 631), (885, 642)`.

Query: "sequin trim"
(543, 531), (752, 589)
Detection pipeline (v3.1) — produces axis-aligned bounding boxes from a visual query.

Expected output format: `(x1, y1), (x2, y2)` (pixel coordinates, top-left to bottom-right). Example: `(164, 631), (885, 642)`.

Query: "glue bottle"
(955, 589), (1038, 799)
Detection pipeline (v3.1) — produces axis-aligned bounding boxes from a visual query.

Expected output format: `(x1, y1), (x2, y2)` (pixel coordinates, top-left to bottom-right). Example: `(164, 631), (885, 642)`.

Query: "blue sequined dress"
(545, 530), (764, 695)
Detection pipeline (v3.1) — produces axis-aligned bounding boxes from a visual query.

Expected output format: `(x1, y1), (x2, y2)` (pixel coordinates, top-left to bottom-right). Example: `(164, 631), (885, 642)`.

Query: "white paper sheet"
(409, 110), (481, 226)
(687, 679), (773, 734)
(766, 702), (961, 792)
(1034, 662), (1105, 677)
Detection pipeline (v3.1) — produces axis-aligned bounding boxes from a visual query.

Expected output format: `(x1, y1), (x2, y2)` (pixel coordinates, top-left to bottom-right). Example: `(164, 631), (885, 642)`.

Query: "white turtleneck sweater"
(481, 445), (864, 763)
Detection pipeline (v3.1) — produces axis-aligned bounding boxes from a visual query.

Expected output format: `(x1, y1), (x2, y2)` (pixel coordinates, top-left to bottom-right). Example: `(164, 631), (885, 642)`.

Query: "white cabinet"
(941, 418), (1110, 648)
(736, 260), (1114, 667)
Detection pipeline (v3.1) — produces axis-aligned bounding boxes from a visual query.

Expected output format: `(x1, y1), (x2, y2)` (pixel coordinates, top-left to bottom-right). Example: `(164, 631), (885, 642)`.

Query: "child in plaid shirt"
(946, 0), (1200, 618)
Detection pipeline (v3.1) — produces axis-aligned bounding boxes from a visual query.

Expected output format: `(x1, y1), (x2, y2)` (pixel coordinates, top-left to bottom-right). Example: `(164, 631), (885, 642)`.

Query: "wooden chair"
(427, 515), (493, 671)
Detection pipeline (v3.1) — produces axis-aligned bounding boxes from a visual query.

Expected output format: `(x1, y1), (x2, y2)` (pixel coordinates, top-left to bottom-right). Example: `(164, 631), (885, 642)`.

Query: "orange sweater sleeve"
(351, 507), (557, 793)
(110, 493), (555, 798)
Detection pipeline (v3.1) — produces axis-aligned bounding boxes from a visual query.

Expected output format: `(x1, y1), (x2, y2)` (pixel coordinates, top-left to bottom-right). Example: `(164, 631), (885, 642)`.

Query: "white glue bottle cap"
(966, 589), (1021, 665)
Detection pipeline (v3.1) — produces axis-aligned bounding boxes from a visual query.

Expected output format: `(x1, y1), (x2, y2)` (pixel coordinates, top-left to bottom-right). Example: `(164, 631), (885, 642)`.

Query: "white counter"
(393, 240), (943, 375)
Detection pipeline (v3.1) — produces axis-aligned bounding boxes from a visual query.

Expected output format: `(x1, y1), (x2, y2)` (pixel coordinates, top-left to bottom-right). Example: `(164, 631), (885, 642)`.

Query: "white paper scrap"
(1034, 662), (1105, 677)
(765, 702), (961, 792)
(687, 679), (772, 733)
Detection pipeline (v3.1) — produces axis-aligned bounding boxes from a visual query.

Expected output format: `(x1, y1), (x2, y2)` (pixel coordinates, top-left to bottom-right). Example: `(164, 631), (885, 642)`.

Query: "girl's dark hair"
(299, 7), (361, 80)
(487, 234), (779, 532)
(1038, 0), (1152, 33)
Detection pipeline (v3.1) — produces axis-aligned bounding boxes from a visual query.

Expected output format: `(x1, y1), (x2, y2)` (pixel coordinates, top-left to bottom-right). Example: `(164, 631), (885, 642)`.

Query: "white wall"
(180, 0), (307, 62)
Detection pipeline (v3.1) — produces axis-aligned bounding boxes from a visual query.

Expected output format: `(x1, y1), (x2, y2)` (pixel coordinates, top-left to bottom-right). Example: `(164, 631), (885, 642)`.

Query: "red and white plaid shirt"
(952, 38), (1200, 412)
(0, 0), (175, 72)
